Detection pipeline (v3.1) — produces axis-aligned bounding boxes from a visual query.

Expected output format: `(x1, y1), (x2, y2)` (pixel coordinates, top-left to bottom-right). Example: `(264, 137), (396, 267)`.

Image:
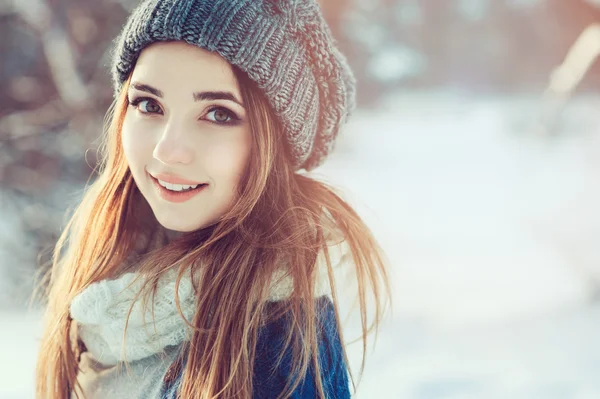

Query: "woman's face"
(121, 41), (251, 233)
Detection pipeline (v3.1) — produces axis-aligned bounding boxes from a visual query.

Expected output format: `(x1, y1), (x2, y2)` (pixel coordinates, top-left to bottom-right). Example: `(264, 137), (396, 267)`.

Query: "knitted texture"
(69, 238), (351, 367)
(110, 0), (356, 171)
(70, 268), (196, 366)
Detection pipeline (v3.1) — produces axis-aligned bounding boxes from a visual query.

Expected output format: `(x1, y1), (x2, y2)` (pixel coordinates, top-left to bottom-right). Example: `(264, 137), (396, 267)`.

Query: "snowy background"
(321, 91), (600, 399)
(2, 0), (600, 398)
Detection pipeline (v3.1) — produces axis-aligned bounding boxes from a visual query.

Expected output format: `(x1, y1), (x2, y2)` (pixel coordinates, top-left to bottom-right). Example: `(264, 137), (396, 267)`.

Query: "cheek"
(204, 130), (251, 185)
(121, 114), (154, 169)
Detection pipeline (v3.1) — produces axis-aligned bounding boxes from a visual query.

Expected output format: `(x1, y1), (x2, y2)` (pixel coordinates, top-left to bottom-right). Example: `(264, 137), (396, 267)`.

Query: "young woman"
(34, 0), (391, 398)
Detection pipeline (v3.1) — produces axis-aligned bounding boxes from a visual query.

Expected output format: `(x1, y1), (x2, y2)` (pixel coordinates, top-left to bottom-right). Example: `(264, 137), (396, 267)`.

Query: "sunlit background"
(2, 0), (600, 398)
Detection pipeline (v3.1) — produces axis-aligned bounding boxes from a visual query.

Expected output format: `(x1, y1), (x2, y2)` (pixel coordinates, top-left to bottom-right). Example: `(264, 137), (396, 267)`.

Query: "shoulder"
(253, 296), (351, 399)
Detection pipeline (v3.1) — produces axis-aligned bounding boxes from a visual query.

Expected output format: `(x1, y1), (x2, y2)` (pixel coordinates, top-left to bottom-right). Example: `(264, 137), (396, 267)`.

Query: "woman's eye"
(130, 97), (162, 114)
(206, 107), (239, 125)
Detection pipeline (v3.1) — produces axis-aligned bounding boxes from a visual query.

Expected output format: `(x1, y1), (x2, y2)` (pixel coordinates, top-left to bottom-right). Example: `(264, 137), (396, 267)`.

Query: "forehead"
(130, 41), (240, 94)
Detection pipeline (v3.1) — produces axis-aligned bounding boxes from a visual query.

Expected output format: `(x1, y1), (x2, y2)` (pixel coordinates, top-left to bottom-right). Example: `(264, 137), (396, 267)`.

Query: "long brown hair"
(34, 64), (391, 399)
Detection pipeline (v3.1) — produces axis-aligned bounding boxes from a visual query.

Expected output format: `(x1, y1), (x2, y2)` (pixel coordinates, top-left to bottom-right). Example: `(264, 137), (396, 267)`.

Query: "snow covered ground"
(2, 91), (600, 398)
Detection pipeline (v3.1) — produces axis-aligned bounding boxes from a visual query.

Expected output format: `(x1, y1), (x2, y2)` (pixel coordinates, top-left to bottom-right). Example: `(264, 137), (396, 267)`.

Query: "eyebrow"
(129, 82), (244, 107)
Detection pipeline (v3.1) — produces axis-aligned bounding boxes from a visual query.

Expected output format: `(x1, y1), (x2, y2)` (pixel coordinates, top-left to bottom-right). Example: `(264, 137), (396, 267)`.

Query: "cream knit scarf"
(69, 226), (349, 367)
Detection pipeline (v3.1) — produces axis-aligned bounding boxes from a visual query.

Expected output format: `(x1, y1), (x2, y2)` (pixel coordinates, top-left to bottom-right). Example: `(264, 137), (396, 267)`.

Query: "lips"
(149, 174), (207, 203)
(155, 178), (204, 192)
(150, 172), (205, 186)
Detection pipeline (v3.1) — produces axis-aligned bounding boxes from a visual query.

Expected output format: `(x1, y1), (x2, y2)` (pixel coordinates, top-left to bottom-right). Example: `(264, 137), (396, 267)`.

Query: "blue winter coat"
(161, 296), (351, 398)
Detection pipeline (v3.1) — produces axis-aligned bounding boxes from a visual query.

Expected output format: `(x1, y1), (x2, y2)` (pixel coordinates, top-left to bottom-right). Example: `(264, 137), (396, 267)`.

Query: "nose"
(152, 120), (194, 166)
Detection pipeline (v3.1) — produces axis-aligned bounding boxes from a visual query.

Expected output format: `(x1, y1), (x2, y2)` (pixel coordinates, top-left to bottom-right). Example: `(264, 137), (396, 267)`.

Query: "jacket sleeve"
(252, 296), (351, 399)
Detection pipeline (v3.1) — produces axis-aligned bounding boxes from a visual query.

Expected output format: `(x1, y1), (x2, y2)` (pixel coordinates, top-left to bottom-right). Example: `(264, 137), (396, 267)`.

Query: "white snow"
(367, 45), (425, 83)
(315, 90), (600, 398)
(0, 311), (42, 399)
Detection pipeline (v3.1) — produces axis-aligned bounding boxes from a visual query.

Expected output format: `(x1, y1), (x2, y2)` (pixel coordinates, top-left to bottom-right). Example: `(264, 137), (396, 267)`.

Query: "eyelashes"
(129, 97), (162, 114)
(128, 96), (242, 126)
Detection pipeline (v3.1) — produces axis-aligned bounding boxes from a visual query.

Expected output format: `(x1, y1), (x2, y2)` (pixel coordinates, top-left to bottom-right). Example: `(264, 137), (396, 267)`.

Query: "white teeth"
(157, 179), (199, 191)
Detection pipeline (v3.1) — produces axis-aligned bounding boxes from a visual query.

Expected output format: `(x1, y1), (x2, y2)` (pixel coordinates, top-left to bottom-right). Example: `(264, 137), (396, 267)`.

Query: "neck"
(165, 228), (184, 243)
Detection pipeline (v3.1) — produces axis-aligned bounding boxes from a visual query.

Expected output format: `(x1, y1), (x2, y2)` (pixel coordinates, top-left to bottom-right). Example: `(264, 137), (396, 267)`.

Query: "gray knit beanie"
(110, 0), (356, 171)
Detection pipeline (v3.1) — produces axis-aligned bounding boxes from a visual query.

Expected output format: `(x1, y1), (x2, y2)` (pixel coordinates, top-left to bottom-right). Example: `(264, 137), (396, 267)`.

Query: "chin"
(154, 213), (216, 233)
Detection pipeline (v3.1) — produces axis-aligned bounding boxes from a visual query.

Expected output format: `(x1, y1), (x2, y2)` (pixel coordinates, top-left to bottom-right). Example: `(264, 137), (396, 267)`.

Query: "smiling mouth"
(159, 181), (206, 192)
(149, 175), (208, 203)
(151, 175), (208, 192)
